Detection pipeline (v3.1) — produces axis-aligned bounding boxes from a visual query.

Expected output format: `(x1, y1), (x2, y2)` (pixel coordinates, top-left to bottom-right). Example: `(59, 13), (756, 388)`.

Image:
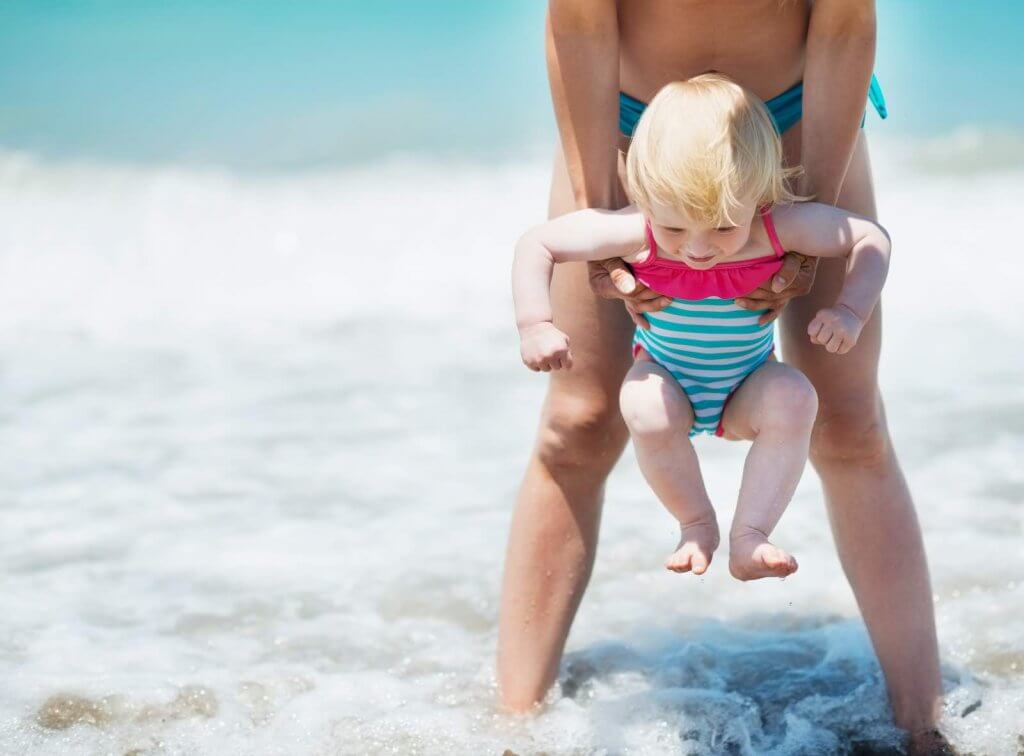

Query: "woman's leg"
(619, 353), (720, 575)
(779, 129), (943, 736)
(719, 361), (817, 580)
(497, 143), (634, 711)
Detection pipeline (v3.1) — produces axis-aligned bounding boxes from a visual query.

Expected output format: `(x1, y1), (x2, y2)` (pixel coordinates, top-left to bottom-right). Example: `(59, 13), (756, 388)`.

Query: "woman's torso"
(618, 0), (810, 104)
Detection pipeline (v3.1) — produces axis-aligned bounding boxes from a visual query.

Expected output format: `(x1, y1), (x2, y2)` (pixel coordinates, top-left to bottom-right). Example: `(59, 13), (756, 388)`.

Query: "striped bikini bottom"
(632, 297), (774, 437)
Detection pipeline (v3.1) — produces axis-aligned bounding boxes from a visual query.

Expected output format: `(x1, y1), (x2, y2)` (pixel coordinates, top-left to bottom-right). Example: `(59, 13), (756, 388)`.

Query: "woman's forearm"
(547, 0), (621, 209)
(800, 0), (876, 205)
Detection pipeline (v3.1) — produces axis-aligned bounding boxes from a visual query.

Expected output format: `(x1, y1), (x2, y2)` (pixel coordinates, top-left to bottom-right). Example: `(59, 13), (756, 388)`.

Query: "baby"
(512, 74), (890, 581)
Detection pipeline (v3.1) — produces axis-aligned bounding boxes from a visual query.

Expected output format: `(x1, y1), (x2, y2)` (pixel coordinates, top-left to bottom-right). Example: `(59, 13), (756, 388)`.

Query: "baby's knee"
(759, 370), (818, 433)
(536, 394), (629, 476)
(810, 397), (890, 469)
(619, 376), (693, 440)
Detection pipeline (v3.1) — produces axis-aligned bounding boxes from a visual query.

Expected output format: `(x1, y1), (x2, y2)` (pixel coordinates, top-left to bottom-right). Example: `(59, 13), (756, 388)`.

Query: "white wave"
(873, 126), (1024, 175)
(0, 149), (547, 341)
(1, 144), (1023, 755)
(1, 141), (1022, 338)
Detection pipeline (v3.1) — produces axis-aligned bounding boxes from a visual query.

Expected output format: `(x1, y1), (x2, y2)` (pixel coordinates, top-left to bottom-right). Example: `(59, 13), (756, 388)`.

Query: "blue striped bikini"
(630, 208), (787, 437)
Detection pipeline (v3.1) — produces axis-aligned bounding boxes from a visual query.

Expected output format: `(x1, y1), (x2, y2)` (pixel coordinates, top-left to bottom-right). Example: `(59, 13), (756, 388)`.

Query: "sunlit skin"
(500, 3), (947, 750)
(647, 201), (866, 353)
(512, 195), (889, 582)
(646, 200), (760, 269)
(517, 199), (874, 371)
(634, 201), (804, 581)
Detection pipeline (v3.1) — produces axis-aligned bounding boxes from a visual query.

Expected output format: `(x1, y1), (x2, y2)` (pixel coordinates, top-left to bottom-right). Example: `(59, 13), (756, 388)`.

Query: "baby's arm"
(512, 206), (646, 371)
(772, 202), (891, 354)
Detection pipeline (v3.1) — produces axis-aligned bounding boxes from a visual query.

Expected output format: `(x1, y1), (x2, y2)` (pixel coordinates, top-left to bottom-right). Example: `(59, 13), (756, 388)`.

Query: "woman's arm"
(773, 202), (890, 353)
(801, 0), (876, 205)
(547, 1), (671, 322)
(547, 0), (620, 210)
(735, 0), (877, 323)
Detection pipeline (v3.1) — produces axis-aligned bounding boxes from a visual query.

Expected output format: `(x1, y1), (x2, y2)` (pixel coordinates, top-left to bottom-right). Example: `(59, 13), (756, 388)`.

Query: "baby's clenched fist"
(808, 305), (864, 354)
(519, 322), (573, 372)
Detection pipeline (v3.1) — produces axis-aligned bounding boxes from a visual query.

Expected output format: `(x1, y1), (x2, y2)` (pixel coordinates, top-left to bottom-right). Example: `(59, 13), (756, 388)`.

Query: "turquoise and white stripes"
(633, 297), (774, 436)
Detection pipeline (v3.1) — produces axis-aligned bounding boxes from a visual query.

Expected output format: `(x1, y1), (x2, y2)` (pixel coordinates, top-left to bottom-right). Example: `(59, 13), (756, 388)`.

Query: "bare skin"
(498, 1), (947, 752)
(621, 352), (810, 581)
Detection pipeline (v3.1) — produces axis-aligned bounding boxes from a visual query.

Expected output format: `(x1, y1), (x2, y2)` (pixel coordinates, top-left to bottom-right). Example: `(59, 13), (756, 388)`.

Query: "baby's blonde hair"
(626, 74), (804, 226)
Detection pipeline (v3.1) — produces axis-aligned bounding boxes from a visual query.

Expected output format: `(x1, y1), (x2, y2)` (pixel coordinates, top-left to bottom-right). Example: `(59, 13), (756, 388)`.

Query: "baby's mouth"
(684, 252), (716, 265)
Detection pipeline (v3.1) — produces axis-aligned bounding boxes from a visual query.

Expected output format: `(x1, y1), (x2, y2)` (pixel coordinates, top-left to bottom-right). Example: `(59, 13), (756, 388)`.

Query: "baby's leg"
(619, 354), (720, 574)
(719, 361), (818, 580)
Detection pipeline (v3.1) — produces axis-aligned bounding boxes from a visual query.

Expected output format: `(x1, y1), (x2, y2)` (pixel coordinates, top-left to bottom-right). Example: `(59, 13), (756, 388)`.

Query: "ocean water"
(2, 2), (1024, 755)
(1, 140), (1023, 755)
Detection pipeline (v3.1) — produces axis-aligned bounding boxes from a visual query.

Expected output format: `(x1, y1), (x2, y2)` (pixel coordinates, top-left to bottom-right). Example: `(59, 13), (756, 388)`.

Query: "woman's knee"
(535, 393), (629, 477)
(809, 396), (891, 468)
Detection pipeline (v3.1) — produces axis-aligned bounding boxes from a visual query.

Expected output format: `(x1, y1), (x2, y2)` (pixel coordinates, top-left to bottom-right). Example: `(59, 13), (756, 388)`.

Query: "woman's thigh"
(544, 143), (636, 412)
(778, 131), (884, 415)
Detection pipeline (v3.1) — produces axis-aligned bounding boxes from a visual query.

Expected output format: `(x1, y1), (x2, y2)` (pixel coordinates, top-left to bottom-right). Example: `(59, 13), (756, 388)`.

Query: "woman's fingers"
(587, 259), (671, 312)
(738, 254), (819, 325)
(757, 306), (782, 326)
(607, 262), (638, 296)
(734, 288), (772, 307)
(625, 303), (650, 330)
(630, 294), (672, 312)
(586, 260), (620, 299)
(770, 252), (803, 293)
(587, 258), (637, 299)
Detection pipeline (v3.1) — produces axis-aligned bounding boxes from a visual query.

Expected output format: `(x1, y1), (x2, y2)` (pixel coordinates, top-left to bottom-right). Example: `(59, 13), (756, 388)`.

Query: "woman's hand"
(520, 322), (574, 372)
(734, 251), (818, 325)
(587, 258), (672, 330)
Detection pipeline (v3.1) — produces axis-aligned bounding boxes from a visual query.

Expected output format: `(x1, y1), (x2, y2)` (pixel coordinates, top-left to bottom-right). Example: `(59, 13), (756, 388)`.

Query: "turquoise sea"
(1, 1), (1023, 168)
(1, 3), (1023, 755)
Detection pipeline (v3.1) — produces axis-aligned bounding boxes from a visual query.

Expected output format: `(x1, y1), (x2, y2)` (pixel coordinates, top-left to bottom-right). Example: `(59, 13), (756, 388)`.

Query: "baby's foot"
(665, 519), (720, 575)
(728, 529), (798, 581)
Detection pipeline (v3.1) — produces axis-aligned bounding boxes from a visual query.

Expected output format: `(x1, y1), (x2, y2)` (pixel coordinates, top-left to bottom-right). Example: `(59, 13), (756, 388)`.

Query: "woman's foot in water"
(908, 727), (958, 756)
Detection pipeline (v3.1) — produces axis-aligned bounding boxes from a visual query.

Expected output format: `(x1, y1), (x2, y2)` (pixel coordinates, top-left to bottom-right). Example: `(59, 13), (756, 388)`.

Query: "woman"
(497, 2), (951, 752)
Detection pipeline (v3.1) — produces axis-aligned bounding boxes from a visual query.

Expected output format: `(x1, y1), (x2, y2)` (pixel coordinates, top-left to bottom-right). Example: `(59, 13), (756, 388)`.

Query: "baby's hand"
(519, 322), (573, 372)
(807, 305), (864, 354)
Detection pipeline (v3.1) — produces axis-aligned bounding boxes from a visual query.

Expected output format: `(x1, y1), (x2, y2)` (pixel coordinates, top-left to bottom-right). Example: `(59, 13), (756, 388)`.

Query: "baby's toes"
(772, 552), (798, 575)
(665, 549), (693, 572)
(690, 549), (709, 575)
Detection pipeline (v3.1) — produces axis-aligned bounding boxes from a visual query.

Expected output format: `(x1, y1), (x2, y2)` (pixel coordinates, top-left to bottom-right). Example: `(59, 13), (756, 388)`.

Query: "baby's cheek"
(726, 232), (750, 256)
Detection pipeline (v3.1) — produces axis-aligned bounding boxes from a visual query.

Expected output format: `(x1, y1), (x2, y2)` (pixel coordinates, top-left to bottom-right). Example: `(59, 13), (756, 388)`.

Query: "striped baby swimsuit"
(630, 207), (787, 437)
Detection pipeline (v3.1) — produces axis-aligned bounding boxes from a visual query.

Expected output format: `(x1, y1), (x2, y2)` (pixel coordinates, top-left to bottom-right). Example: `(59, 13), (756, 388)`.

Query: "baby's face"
(647, 200), (758, 270)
